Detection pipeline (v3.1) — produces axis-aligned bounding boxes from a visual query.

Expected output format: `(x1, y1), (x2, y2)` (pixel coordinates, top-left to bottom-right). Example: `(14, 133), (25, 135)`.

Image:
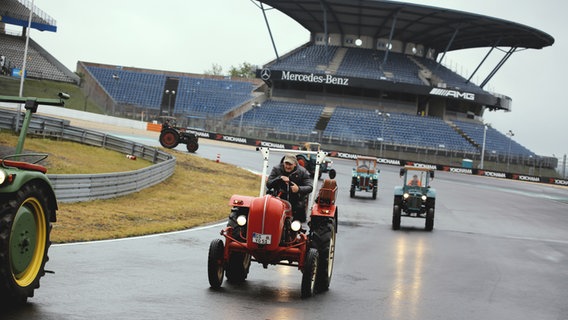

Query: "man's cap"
(283, 154), (297, 165)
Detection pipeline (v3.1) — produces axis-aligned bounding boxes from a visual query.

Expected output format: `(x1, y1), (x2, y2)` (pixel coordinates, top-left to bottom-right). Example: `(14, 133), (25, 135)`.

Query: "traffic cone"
(216, 153), (220, 163)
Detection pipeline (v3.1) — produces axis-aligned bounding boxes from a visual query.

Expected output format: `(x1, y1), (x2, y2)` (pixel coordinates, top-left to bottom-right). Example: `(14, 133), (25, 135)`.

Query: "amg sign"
(430, 88), (475, 101)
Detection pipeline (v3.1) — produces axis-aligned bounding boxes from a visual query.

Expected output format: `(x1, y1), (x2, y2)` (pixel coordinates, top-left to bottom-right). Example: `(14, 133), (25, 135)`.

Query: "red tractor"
(207, 147), (338, 298)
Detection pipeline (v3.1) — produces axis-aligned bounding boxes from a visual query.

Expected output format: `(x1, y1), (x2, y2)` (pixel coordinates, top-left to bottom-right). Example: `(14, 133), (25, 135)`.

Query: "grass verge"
(1, 132), (259, 243)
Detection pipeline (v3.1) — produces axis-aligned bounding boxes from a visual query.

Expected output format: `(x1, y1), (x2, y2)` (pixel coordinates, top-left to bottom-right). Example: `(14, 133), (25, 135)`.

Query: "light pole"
(375, 110), (390, 157)
(165, 89), (176, 116)
(251, 101), (260, 129)
(112, 74), (119, 115)
(506, 129), (514, 171)
(479, 123), (488, 169)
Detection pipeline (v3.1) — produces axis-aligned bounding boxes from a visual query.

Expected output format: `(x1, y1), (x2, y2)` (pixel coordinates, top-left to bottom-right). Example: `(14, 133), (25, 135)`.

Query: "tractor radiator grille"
(408, 197), (421, 209)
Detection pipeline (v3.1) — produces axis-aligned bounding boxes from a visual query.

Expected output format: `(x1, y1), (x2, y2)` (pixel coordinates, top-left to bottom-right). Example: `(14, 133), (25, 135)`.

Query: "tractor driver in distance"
(408, 174), (422, 186)
(267, 154), (314, 222)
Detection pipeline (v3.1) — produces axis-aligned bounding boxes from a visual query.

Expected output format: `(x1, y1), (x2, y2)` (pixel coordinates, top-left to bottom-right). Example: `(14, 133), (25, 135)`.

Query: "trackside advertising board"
(186, 129), (568, 187)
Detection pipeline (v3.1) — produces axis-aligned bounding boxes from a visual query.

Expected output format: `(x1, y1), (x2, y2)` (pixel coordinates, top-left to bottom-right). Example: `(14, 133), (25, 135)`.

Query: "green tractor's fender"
(1, 166), (58, 222)
(393, 186), (405, 197)
(426, 188), (437, 199)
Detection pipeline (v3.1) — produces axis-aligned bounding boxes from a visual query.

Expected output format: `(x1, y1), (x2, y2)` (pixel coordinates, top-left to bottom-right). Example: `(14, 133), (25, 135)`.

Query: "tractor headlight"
(291, 220), (302, 232)
(236, 215), (247, 226)
(403, 193), (409, 199)
(421, 195), (427, 201)
(0, 169), (5, 185)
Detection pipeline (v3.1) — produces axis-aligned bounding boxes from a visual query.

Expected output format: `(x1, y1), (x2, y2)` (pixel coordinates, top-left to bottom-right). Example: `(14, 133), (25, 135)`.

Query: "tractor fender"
(393, 186), (404, 196)
(426, 188), (437, 198)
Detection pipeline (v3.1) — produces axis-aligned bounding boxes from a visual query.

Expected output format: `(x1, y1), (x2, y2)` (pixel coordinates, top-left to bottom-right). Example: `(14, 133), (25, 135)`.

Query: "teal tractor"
(350, 156), (379, 199)
(392, 166), (436, 231)
(0, 94), (67, 304)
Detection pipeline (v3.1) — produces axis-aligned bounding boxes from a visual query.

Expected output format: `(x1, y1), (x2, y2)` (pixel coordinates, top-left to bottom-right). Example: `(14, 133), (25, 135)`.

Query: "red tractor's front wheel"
(159, 128), (180, 149)
(301, 248), (318, 298)
(186, 140), (199, 153)
(0, 183), (52, 305)
(207, 239), (225, 289)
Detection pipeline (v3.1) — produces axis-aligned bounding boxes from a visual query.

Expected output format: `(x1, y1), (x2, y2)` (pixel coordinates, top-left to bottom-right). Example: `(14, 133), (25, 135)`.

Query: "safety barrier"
(0, 108), (175, 202)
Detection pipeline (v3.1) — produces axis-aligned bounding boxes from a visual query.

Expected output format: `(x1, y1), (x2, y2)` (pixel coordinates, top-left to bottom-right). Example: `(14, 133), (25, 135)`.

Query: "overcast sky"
(24, 0), (566, 158)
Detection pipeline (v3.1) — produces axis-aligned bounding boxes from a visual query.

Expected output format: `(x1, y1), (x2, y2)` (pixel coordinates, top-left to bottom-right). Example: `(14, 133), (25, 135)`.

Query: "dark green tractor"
(158, 116), (199, 153)
(350, 156), (379, 199)
(0, 94), (67, 304)
(392, 166), (436, 231)
(296, 142), (335, 180)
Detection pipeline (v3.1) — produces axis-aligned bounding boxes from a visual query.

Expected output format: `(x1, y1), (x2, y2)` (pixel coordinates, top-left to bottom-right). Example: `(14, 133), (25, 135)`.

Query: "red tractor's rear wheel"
(159, 128), (180, 149)
(226, 252), (251, 283)
(207, 239), (225, 288)
(311, 221), (336, 292)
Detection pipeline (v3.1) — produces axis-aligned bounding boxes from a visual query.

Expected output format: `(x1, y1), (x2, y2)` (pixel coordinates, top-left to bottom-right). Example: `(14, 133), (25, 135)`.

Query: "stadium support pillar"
(260, 3), (279, 61)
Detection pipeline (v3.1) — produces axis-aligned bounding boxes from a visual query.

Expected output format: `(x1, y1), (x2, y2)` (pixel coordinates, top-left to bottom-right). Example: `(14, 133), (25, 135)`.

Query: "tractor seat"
(317, 179), (337, 205)
(356, 166), (375, 174)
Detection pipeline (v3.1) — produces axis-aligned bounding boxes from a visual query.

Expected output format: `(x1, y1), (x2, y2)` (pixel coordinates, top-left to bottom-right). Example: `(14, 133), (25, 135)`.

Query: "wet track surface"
(4, 135), (568, 320)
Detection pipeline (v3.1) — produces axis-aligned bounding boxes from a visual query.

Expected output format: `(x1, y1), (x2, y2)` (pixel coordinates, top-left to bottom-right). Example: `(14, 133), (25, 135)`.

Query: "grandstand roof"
(0, 0), (57, 32)
(258, 0), (554, 52)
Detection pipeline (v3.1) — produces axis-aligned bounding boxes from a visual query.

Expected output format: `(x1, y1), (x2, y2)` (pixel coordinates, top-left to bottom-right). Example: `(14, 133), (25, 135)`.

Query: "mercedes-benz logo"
(260, 69), (271, 80)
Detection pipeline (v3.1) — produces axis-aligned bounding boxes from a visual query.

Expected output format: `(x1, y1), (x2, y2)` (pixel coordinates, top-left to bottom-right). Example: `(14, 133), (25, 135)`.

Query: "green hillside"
(0, 76), (104, 114)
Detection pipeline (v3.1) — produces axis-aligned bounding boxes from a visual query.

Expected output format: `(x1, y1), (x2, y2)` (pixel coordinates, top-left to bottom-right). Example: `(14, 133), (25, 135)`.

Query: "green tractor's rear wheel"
(159, 128), (180, 149)
(0, 183), (52, 305)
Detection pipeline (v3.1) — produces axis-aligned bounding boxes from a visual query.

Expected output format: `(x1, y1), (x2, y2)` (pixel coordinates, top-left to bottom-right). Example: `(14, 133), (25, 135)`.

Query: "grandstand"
(0, 0), (78, 83)
(0, 0), (558, 173)
(77, 61), (261, 122)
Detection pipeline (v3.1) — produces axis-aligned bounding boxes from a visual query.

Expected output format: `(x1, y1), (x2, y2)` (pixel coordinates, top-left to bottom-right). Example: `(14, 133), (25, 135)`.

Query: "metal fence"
(0, 108), (175, 202)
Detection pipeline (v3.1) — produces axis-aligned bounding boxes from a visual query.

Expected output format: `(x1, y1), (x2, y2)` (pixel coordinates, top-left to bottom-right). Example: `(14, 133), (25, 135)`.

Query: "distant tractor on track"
(158, 116), (199, 153)
(296, 142), (336, 180)
(350, 156), (379, 199)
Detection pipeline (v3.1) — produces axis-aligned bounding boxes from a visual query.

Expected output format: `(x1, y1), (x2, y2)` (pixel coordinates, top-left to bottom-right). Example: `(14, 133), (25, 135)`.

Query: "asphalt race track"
(4, 133), (568, 320)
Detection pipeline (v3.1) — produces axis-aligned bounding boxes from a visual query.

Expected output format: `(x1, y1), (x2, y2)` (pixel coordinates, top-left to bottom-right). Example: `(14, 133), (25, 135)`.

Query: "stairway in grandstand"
(314, 105), (336, 131)
(326, 47), (348, 74)
(447, 120), (480, 148)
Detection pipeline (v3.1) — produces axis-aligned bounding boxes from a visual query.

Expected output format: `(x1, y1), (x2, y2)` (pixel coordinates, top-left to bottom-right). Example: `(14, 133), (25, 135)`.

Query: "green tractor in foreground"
(0, 94), (67, 304)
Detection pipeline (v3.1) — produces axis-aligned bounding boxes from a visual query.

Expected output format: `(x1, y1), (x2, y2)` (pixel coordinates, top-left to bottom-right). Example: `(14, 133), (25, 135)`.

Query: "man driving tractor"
(267, 154), (314, 222)
(408, 174), (422, 186)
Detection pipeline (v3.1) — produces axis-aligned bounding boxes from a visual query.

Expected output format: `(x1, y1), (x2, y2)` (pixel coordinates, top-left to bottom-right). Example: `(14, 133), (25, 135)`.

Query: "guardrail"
(0, 108), (175, 202)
